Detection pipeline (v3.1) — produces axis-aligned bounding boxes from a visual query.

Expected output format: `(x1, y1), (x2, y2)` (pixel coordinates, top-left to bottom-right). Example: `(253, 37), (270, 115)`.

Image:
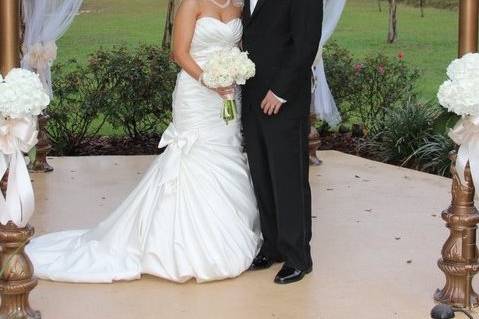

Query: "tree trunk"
(162, 0), (180, 50)
(387, 0), (398, 43)
(378, 0), (382, 12)
(420, 0), (425, 17)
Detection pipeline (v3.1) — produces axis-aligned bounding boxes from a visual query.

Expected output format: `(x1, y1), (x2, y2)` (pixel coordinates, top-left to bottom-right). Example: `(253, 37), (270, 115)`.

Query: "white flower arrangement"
(202, 47), (256, 123)
(438, 53), (479, 191)
(0, 68), (50, 227)
(0, 68), (50, 118)
(438, 53), (479, 116)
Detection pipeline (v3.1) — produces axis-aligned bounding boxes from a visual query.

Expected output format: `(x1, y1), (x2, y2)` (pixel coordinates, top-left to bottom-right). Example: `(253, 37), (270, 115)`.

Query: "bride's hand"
(213, 86), (235, 99)
(198, 73), (235, 98)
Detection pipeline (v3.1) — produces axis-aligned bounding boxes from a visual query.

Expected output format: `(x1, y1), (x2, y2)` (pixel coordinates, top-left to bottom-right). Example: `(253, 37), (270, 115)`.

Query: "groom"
(241, 0), (323, 284)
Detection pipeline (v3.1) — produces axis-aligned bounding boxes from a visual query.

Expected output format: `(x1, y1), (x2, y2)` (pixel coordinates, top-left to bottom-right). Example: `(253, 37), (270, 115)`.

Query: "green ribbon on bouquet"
(222, 99), (237, 125)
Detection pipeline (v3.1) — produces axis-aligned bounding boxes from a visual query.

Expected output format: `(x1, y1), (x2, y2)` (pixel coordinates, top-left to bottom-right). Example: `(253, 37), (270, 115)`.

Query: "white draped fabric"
(21, 0), (83, 97)
(0, 68), (50, 227)
(312, 0), (347, 127)
(0, 117), (38, 227)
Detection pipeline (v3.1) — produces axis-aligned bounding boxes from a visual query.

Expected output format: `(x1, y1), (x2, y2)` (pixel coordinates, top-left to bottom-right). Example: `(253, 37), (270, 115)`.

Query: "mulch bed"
(318, 133), (367, 157)
(50, 132), (368, 158)
(51, 134), (163, 156)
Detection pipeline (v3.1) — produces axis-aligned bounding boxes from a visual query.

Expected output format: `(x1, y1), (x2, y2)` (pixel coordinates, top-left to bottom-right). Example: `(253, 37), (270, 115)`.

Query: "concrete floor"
(26, 151), (474, 319)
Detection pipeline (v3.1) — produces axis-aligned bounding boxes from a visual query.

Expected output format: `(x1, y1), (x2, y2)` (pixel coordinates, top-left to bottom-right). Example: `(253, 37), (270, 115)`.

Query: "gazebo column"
(434, 0), (479, 310)
(0, 1), (41, 318)
(459, 0), (479, 55)
(0, 0), (21, 75)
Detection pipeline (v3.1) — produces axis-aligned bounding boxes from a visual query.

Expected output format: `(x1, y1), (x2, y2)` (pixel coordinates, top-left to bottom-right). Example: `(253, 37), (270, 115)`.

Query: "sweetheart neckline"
(196, 16), (242, 25)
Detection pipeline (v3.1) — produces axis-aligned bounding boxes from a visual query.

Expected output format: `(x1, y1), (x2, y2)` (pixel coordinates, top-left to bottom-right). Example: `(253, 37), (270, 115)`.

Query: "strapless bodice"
(172, 17), (243, 131)
(190, 17), (243, 66)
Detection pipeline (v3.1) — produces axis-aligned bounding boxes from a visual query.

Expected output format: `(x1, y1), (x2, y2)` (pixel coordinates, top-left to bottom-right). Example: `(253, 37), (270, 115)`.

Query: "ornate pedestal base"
(434, 152), (479, 309)
(434, 255), (479, 307)
(0, 222), (40, 319)
(308, 113), (321, 166)
(28, 115), (53, 173)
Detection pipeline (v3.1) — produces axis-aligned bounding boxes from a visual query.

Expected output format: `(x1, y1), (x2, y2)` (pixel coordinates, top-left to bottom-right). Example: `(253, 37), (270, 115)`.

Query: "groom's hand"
(261, 90), (284, 116)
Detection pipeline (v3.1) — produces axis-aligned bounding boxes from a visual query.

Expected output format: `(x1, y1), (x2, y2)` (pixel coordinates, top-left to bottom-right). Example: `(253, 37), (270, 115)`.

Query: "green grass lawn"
(57, 0), (168, 64)
(332, 0), (458, 99)
(55, 0), (459, 135)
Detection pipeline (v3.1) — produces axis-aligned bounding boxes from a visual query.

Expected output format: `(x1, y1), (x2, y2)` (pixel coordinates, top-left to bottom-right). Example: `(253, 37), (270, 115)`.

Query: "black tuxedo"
(241, 0), (323, 270)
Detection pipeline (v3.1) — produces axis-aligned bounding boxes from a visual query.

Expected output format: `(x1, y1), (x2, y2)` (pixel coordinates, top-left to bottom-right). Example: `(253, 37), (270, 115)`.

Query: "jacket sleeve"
(270, 0), (323, 101)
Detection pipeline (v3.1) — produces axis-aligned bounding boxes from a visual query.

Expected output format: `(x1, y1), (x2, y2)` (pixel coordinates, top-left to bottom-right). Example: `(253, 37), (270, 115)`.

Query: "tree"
(387, 0), (398, 43)
(162, 0), (181, 49)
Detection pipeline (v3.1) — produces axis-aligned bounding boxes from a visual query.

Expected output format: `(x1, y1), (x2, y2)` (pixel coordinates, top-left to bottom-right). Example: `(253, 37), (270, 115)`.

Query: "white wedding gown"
(26, 17), (261, 283)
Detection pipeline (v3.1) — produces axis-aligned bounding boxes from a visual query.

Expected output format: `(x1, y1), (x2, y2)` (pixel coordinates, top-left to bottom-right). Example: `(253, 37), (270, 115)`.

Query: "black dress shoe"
(274, 264), (312, 284)
(249, 254), (276, 271)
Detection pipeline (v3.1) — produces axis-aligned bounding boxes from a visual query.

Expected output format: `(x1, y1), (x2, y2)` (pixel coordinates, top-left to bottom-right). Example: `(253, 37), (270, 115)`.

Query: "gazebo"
(0, 1), (478, 318)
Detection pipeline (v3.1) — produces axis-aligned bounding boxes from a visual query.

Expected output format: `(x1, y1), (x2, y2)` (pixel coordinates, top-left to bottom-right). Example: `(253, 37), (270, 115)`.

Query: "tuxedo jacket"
(242, 0), (323, 119)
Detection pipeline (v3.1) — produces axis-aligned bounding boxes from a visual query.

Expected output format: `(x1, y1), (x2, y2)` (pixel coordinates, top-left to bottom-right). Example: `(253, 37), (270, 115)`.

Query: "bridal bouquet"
(438, 53), (479, 188)
(0, 68), (50, 227)
(202, 47), (256, 124)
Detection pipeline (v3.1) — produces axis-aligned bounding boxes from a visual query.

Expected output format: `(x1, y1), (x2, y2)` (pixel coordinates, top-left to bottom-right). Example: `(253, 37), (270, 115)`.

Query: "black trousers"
(243, 111), (312, 271)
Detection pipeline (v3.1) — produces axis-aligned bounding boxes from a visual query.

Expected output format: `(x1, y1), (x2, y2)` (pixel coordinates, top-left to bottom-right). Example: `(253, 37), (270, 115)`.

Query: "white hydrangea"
(0, 68), (50, 118)
(438, 53), (479, 116)
(446, 53), (479, 81)
(202, 47), (256, 88)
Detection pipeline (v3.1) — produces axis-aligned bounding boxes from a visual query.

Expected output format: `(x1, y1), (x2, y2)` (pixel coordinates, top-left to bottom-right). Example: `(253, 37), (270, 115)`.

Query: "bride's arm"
(171, 0), (203, 82)
(171, 0), (233, 97)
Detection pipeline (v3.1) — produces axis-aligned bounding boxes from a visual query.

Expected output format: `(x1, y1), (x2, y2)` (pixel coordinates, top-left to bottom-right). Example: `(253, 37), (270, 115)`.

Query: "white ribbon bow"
(23, 41), (58, 72)
(449, 115), (479, 189)
(159, 123), (199, 154)
(157, 124), (199, 193)
(0, 116), (38, 227)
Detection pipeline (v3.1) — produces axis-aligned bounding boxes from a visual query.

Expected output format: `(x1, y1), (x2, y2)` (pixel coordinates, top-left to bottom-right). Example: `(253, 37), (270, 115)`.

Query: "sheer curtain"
(312, 0), (347, 127)
(21, 0), (83, 97)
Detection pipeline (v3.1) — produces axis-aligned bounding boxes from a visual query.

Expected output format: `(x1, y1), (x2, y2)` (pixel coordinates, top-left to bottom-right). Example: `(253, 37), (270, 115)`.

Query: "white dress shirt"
(250, 0), (258, 13)
(249, 0), (286, 103)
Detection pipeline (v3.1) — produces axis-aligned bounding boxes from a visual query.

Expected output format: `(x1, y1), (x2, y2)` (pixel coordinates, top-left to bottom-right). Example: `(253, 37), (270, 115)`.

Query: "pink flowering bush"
(348, 53), (420, 133)
(323, 42), (420, 133)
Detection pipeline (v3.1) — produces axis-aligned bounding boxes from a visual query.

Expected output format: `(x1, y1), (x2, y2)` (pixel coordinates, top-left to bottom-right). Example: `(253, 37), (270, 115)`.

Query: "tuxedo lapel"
(243, 0), (251, 21)
(247, 0), (267, 25)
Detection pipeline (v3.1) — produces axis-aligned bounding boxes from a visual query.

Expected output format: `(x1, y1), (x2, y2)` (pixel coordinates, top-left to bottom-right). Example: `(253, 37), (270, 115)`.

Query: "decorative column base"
(308, 113), (321, 166)
(434, 151), (479, 309)
(28, 114), (53, 173)
(434, 255), (479, 308)
(0, 222), (40, 319)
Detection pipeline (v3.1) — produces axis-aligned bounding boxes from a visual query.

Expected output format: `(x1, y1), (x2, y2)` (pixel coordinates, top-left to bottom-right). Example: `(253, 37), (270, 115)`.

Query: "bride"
(26, 0), (262, 283)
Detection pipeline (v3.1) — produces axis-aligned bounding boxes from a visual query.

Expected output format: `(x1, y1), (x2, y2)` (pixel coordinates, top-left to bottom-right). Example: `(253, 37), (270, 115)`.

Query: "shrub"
(323, 43), (420, 132)
(347, 53), (420, 132)
(47, 60), (111, 155)
(323, 42), (356, 110)
(88, 45), (177, 139)
(363, 99), (443, 168)
(48, 45), (178, 155)
(414, 134), (454, 176)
